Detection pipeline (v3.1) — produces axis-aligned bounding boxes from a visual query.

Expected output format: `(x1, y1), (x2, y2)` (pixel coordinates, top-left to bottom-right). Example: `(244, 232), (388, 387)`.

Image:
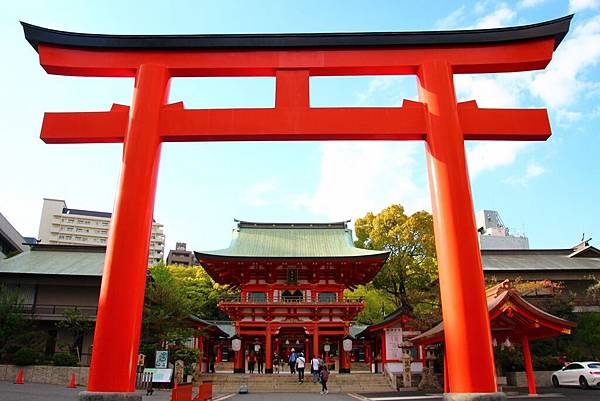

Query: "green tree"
(166, 265), (234, 321)
(142, 265), (198, 346)
(0, 284), (26, 355)
(354, 205), (438, 319)
(56, 307), (93, 361)
(345, 284), (396, 325)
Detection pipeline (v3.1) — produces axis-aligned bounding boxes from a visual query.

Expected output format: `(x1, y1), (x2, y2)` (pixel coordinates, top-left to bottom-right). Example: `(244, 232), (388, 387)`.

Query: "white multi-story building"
(37, 198), (165, 265)
(476, 209), (529, 250)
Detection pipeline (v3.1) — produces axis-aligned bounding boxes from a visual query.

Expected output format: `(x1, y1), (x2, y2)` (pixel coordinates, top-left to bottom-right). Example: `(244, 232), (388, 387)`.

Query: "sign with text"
(155, 350), (169, 369)
(143, 368), (173, 383)
(385, 328), (403, 361)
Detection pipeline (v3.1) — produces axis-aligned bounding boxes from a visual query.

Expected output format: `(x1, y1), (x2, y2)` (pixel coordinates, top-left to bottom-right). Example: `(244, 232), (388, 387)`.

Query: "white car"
(552, 361), (600, 389)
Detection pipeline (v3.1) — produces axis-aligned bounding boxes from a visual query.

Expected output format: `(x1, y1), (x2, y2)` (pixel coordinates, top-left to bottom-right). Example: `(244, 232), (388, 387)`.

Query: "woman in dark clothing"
(319, 365), (329, 394)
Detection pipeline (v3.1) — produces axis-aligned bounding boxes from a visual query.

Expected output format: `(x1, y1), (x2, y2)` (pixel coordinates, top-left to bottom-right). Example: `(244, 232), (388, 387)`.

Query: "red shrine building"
(195, 220), (389, 373)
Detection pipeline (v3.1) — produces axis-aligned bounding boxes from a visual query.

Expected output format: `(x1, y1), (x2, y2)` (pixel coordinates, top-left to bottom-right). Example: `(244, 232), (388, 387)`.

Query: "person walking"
(311, 355), (321, 383)
(319, 365), (330, 394)
(248, 352), (256, 374)
(257, 352), (264, 374)
(288, 349), (297, 374)
(273, 353), (280, 374)
(296, 352), (306, 383)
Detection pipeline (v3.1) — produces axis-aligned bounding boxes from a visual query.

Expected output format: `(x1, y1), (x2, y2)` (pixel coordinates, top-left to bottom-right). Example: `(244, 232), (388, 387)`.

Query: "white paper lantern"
(342, 338), (352, 352)
(232, 338), (242, 352)
(254, 344), (261, 352)
(323, 344), (331, 352)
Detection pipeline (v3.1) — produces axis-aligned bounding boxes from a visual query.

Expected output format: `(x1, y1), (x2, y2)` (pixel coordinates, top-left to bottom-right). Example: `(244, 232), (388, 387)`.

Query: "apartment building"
(37, 198), (165, 265)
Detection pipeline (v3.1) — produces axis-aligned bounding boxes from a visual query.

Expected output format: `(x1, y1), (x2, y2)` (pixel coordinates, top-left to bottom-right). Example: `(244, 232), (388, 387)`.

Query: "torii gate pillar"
(419, 61), (499, 395)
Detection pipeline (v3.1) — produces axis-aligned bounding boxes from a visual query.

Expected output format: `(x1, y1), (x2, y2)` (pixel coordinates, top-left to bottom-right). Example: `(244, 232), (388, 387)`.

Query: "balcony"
(219, 295), (363, 305)
(20, 304), (98, 320)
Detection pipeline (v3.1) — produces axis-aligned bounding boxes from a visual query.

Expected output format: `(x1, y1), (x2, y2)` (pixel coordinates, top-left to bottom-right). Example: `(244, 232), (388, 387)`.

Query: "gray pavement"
(1, 382), (598, 401)
(0, 382), (171, 401)
(221, 393), (357, 401)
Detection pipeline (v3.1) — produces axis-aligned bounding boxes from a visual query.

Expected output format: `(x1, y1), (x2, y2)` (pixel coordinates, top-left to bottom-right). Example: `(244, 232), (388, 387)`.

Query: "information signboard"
(155, 350), (169, 369)
(143, 368), (173, 383)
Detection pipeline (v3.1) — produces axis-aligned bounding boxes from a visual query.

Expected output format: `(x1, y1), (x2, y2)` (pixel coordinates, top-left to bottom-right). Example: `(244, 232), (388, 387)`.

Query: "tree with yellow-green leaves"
(354, 204), (439, 322)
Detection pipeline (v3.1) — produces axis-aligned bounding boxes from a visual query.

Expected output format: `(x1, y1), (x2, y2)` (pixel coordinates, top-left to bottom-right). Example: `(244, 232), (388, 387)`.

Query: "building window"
(247, 292), (267, 303)
(281, 289), (303, 302)
(318, 292), (337, 303)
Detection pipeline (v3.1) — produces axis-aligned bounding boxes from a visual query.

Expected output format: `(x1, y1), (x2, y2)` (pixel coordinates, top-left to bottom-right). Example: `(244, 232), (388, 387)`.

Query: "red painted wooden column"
(381, 330), (387, 373)
(234, 340), (244, 373)
(313, 326), (319, 357)
(88, 64), (170, 392)
(265, 326), (273, 374)
(216, 343), (222, 363)
(521, 337), (537, 395)
(418, 60), (497, 394)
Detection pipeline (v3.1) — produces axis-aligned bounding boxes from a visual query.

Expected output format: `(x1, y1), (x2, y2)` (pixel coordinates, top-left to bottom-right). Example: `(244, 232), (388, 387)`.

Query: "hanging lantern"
(492, 338), (498, 347)
(254, 344), (261, 352)
(343, 336), (353, 352)
(503, 338), (512, 348)
(324, 344), (331, 352)
(231, 336), (241, 352)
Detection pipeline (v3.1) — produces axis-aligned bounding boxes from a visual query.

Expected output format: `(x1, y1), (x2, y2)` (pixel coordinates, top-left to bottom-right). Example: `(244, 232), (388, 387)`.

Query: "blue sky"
(0, 0), (599, 253)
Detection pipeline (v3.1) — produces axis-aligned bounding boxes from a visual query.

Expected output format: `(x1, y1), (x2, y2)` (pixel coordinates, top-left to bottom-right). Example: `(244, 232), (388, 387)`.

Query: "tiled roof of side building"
(481, 248), (600, 271)
(0, 244), (105, 276)
(195, 220), (389, 259)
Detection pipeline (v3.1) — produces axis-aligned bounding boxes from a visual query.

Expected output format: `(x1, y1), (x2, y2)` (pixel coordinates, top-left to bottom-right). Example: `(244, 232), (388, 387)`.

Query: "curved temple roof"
(195, 220), (389, 260)
(21, 15), (572, 53)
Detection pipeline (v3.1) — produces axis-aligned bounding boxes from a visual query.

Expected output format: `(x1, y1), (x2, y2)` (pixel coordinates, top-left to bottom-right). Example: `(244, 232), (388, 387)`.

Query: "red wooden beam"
(40, 99), (550, 144)
(37, 38), (555, 77)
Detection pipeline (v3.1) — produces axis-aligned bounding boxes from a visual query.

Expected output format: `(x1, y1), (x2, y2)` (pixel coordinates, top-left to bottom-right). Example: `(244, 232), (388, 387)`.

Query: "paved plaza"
(1, 382), (599, 401)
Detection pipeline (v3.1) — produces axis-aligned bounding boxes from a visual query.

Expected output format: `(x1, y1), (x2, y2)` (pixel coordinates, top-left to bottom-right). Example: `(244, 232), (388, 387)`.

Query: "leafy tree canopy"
(354, 204), (438, 320)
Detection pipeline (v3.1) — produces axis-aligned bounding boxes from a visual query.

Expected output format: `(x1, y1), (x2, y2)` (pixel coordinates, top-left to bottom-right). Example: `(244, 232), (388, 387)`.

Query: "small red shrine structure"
(411, 281), (576, 395)
(195, 220), (389, 374)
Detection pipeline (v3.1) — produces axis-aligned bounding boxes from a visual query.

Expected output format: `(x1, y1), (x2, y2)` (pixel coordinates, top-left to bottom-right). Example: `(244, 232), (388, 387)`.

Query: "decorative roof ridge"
(22, 15), (572, 52)
(234, 219), (350, 229)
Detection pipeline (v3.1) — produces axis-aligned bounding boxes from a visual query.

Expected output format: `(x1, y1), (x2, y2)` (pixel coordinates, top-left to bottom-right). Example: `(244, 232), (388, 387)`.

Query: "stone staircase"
(200, 372), (394, 394)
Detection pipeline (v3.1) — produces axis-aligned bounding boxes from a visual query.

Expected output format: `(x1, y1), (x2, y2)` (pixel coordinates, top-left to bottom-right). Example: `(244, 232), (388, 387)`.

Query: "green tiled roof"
(196, 221), (388, 259)
(0, 245), (104, 276)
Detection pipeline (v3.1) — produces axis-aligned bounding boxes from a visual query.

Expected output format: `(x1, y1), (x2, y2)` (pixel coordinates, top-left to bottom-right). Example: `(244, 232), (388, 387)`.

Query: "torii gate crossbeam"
(22, 15), (572, 401)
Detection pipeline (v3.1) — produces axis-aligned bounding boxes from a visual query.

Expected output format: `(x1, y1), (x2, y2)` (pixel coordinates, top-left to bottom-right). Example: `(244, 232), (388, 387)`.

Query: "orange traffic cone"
(67, 373), (76, 388)
(14, 368), (24, 384)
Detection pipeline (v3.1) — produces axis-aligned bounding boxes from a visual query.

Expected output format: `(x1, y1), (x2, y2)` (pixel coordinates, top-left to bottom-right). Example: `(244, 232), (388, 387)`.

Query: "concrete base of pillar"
(79, 392), (142, 401)
(265, 368), (273, 374)
(339, 368), (351, 374)
(233, 368), (245, 373)
(443, 393), (506, 401)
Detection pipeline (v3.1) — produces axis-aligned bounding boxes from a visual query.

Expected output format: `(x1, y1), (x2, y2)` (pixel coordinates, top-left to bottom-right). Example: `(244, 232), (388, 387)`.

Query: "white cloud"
(570, 0), (599, 12)
(506, 162), (547, 184)
(435, 6), (466, 29)
(294, 142), (430, 221)
(473, 3), (516, 28)
(520, 0), (546, 8)
(357, 76), (403, 105)
(466, 142), (529, 178)
(530, 14), (600, 109)
(241, 181), (277, 207)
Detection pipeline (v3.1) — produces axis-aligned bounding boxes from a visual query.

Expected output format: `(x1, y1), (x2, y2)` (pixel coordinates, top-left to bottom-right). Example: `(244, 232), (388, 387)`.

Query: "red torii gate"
(22, 16), (571, 401)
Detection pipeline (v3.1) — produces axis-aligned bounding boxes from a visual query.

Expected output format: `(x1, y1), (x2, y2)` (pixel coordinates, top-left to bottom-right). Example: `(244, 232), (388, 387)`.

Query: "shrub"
(11, 348), (39, 366)
(53, 353), (79, 366)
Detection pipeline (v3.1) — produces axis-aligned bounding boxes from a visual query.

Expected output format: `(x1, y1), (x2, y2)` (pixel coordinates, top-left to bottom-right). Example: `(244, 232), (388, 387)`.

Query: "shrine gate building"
(195, 220), (389, 373)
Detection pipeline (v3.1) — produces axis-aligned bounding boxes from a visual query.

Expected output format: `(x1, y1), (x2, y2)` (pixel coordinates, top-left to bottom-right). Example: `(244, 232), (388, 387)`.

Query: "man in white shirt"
(295, 352), (306, 383)
(311, 355), (321, 383)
